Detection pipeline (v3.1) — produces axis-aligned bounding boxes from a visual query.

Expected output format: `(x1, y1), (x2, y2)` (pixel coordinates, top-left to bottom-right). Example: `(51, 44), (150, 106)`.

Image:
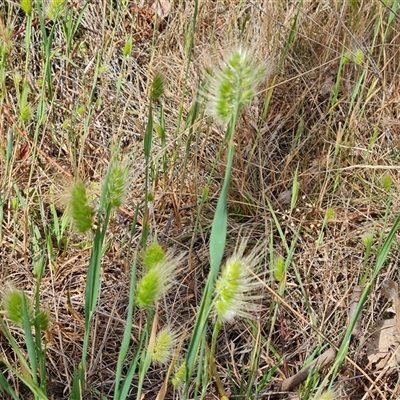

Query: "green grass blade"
(114, 252), (138, 399)
(315, 213), (400, 396)
(21, 293), (37, 386)
(118, 332), (145, 400)
(0, 370), (19, 400)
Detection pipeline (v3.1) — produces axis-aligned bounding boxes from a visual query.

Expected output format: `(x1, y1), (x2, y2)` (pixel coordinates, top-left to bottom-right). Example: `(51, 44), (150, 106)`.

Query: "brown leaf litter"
(366, 280), (400, 371)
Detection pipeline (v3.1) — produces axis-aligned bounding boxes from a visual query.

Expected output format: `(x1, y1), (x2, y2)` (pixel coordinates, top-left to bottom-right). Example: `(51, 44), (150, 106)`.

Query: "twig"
(280, 348), (336, 392)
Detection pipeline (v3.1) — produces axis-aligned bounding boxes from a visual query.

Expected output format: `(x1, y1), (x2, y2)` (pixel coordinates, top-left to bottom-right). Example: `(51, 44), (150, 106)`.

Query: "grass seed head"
(204, 48), (269, 124)
(151, 327), (178, 365)
(213, 239), (265, 323)
(136, 257), (180, 308)
(123, 36), (132, 57)
(143, 242), (166, 270)
(151, 71), (165, 100)
(20, 0), (32, 15)
(2, 288), (49, 331)
(68, 180), (93, 233)
(46, 0), (67, 20)
(2, 288), (33, 326)
(362, 232), (374, 248)
(382, 173), (393, 191)
(274, 256), (285, 282)
(314, 389), (338, 400)
(171, 361), (186, 387)
(19, 104), (32, 122)
(106, 159), (130, 208)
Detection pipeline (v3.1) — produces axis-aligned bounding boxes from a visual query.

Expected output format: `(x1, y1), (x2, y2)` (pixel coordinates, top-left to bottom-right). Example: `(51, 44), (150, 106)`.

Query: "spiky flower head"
(46, 0), (67, 20)
(68, 180), (93, 233)
(382, 173), (392, 191)
(204, 48), (269, 124)
(213, 239), (265, 323)
(171, 360), (186, 387)
(123, 36), (132, 57)
(150, 71), (165, 100)
(362, 232), (374, 248)
(20, 0), (32, 15)
(136, 251), (183, 308)
(20, 104), (33, 122)
(151, 327), (178, 365)
(313, 389), (338, 400)
(273, 255), (285, 282)
(2, 287), (49, 331)
(143, 242), (166, 270)
(106, 158), (130, 208)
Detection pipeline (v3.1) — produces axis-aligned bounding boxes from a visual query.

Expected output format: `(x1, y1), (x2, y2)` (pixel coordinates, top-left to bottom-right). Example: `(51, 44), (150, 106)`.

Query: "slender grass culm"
(69, 155), (130, 400)
(183, 48), (270, 398)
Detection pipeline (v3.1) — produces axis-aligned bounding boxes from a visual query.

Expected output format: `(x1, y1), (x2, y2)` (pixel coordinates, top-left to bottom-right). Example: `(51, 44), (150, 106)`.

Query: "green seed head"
(69, 180), (93, 233)
(20, 0), (32, 15)
(382, 173), (392, 191)
(2, 289), (33, 326)
(171, 361), (186, 387)
(213, 240), (265, 323)
(77, 106), (85, 116)
(37, 309), (50, 331)
(46, 0), (67, 20)
(274, 256), (285, 282)
(20, 104), (32, 122)
(143, 242), (166, 270)
(314, 389), (338, 400)
(151, 72), (165, 100)
(353, 49), (364, 65)
(136, 253), (181, 308)
(136, 268), (160, 308)
(362, 232), (374, 248)
(326, 207), (335, 220)
(152, 327), (177, 365)
(343, 51), (352, 64)
(106, 159), (129, 208)
(123, 36), (132, 57)
(204, 48), (270, 124)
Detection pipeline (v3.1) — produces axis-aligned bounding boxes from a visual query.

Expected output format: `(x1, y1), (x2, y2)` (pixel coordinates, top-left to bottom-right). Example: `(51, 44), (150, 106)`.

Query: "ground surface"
(1, 1), (400, 399)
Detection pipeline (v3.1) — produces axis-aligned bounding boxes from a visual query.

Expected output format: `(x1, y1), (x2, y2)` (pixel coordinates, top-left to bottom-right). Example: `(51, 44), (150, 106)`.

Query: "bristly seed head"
(136, 251), (183, 308)
(151, 327), (178, 365)
(106, 158), (129, 208)
(314, 389), (338, 400)
(20, 0), (32, 15)
(69, 180), (93, 233)
(2, 287), (49, 331)
(203, 48), (270, 124)
(143, 242), (166, 270)
(213, 239), (265, 323)
(46, 0), (67, 20)
(171, 360), (186, 387)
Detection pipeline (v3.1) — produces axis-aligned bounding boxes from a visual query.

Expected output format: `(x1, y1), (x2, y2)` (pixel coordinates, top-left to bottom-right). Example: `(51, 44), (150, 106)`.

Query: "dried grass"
(1, 0), (400, 399)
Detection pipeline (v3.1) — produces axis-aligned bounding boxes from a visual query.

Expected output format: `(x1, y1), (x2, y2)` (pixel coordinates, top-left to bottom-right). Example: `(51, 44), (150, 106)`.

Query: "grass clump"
(1, 1), (400, 399)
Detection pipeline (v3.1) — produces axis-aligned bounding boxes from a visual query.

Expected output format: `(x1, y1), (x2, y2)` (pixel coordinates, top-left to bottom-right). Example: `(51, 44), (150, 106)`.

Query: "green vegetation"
(1, 1), (400, 399)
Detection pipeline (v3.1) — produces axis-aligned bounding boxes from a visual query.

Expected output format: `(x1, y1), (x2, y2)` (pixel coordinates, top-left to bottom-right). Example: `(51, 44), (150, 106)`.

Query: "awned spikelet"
(106, 159), (129, 208)
(151, 327), (178, 365)
(136, 250), (183, 308)
(171, 361), (186, 388)
(142, 242), (166, 270)
(68, 180), (93, 233)
(204, 48), (270, 125)
(20, 0), (32, 14)
(2, 287), (49, 331)
(213, 240), (265, 323)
